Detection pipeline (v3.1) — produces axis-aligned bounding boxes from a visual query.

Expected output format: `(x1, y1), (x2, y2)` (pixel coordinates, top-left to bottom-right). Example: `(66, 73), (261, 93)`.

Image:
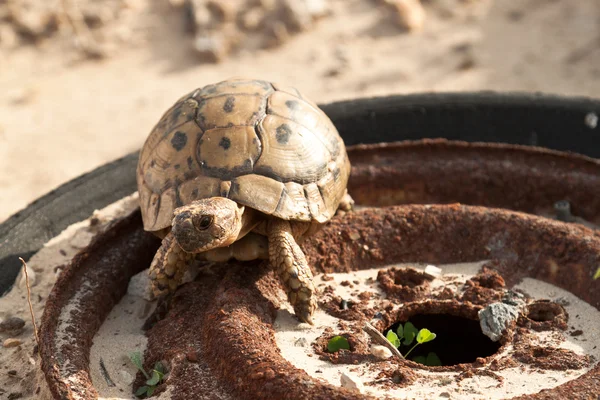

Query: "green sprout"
(327, 335), (350, 352)
(594, 267), (600, 280)
(386, 322), (440, 366)
(129, 351), (166, 398)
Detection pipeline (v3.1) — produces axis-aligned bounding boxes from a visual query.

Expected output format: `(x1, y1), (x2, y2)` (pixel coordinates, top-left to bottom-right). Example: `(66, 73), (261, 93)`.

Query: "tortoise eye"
(194, 215), (213, 230)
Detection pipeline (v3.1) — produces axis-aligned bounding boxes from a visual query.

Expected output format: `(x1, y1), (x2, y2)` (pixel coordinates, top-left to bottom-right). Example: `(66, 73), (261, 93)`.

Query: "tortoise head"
(171, 197), (245, 253)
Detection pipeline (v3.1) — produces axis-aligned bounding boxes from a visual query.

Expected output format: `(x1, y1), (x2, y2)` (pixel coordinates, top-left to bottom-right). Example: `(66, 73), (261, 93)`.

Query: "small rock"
(280, 0), (313, 32)
(3, 338), (23, 348)
(585, 112), (598, 129)
(8, 392), (23, 400)
(0, 317), (25, 334)
(241, 7), (265, 31)
(294, 337), (308, 347)
(194, 33), (228, 62)
(386, 0), (425, 31)
(348, 231), (360, 240)
(340, 372), (364, 392)
(118, 370), (134, 385)
(479, 302), (519, 342)
(370, 344), (393, 360)
(423, 264), (442, 279)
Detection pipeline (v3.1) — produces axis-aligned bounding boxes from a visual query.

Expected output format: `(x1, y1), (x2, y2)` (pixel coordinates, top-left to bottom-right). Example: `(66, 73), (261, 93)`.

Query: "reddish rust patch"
(519, 300), (569, 331)
(377, 267), (433, 302)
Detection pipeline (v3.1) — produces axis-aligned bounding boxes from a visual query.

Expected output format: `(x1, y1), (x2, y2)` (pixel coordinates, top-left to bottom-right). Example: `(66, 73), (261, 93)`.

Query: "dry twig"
(362, 322), (404, 360)
(19, 257), (40, 347)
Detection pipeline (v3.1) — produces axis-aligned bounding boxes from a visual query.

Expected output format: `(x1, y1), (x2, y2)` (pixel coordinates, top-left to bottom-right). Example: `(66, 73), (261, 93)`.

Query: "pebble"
(0, 317), (25, 335)
(340, 372), (364, 393)
(370, 344), (393, 360)
(585, 112), (598, 129)
(118, 370), (134, 385)
(3, 338), (23, 348)
(385, 0), (425, 31)
(424, 264), (442, 279)
(478, 302), (519, 342)
(294, 337), (308, 347)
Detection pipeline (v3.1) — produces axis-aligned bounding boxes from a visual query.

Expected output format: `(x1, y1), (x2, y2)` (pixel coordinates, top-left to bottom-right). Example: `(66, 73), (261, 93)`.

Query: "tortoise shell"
(137, 78), (351, 232)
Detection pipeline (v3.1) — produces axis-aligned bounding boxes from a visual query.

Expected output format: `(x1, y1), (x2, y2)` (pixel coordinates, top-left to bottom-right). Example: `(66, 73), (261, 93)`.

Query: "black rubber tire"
(2, 91), (600, 295)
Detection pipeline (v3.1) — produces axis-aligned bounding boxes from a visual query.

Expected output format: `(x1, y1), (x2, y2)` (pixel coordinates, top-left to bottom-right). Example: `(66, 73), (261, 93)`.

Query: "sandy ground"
(274, 263), (600, 399)
(0, 193), (140, 399)
(1, 0), (600, 222)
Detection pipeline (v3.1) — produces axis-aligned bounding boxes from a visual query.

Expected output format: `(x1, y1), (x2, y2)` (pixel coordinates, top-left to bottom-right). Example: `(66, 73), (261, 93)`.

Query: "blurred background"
(1, 0), (599, 223)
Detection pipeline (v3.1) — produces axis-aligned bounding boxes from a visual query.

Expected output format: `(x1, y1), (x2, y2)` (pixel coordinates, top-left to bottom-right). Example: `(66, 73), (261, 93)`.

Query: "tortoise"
(136, 78), (353, 324)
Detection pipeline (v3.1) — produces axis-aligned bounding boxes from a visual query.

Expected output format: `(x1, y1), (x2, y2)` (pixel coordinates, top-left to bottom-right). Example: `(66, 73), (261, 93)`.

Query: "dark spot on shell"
(227, 122), (234, 128)
(285, 100), (301, 111)
(219, 137), (231, 150)
(171, 131), (188, 151)
(174, 164), (181, 170)
(244, 159), (252, 169)
(223, 96), (235, 113)
(276, 124), (292, 144)
(150, 160), (156, 167)
(191, 188), (199, 198)
(187, 156), (194, 169)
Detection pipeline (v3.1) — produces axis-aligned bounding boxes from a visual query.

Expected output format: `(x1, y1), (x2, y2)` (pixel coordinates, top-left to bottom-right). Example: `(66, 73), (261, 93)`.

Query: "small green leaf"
(129, 352), (150, 379)
(386, 330), (401, 348)
(327, 335), (350, 352)
(147, 386), (155, 396)
(412, 355), (427, 365)
(403, 322), (418, 346)
(396, 324), (404, 340)
(146, 370), (162, 386)
(135, 385), (149, 397)
(426, 352), (442, 366)
(594, 267), (600, 280)
(154, 361), (166, 375)
(416, 328), (436, 344)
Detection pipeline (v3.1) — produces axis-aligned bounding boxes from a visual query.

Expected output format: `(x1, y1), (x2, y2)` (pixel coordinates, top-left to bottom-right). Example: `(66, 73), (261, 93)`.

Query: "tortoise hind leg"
(148, 231), (195, 298)
(336, 189), (355, 216)
(267, 219), (317, 324)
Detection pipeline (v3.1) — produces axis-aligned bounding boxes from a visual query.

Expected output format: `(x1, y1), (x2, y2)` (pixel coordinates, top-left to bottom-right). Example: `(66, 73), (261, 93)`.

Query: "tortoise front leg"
(267, 219), (317, 325)
(148, 231), (195, 298)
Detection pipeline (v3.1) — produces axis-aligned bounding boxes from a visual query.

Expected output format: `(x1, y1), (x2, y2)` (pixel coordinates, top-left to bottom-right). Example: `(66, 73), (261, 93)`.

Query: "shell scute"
(254, 114), (329, 184)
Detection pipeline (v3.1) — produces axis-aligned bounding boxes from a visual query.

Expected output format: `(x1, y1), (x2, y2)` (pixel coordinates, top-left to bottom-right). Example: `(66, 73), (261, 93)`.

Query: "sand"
(3, 0), (600, 223)
(0, 193), (140, 400)
(274, 262), (600, 399)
